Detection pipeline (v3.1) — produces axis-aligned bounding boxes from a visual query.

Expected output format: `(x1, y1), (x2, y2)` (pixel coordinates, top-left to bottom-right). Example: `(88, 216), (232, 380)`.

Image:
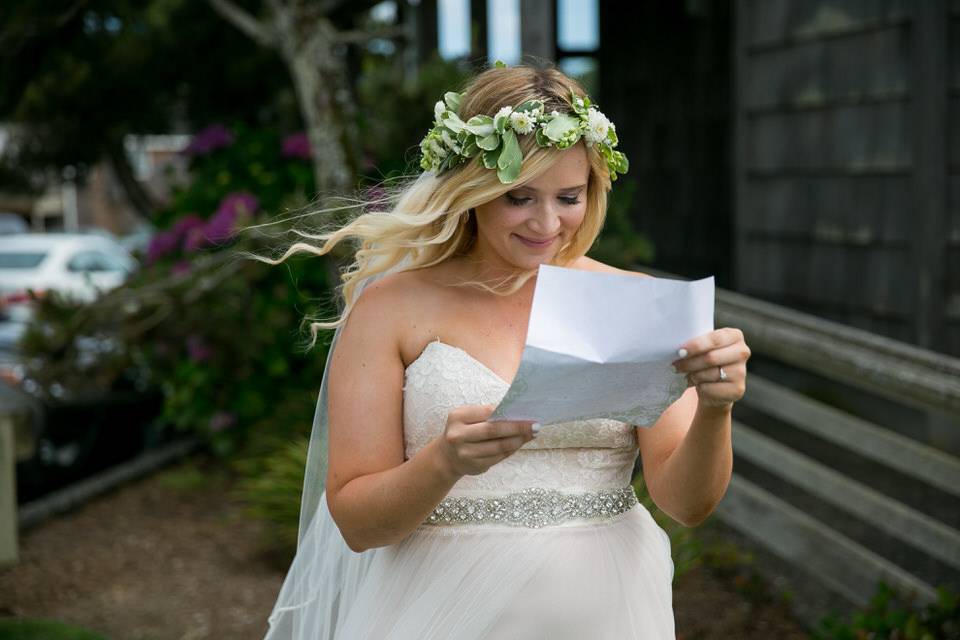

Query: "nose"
(527, 201), (563, 237)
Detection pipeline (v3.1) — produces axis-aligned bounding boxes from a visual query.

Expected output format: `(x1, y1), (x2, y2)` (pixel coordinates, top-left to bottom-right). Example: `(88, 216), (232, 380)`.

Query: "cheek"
(502, 208), (533, 229)
(484, 207), (529, 234)
(561, 206), (588, 231)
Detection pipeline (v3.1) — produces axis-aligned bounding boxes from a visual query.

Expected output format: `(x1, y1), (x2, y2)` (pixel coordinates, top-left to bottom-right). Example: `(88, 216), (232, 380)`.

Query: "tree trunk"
(283, 32), (356, 199)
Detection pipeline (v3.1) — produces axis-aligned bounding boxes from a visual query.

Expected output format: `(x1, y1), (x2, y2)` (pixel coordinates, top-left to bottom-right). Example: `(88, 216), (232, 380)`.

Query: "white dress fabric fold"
(264, 339), (676, 639)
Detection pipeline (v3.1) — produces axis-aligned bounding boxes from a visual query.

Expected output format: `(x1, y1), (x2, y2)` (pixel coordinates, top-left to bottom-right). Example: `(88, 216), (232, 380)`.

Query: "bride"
(260, 62), (749, 639)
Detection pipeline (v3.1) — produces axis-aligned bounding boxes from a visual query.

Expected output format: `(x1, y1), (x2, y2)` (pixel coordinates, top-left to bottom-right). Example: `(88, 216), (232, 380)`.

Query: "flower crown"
(419, 68), (628, 185)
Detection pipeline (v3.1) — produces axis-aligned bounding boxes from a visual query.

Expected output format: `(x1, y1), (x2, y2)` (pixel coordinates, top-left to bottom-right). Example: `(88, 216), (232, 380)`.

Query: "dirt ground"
(0, 456), (811, 639)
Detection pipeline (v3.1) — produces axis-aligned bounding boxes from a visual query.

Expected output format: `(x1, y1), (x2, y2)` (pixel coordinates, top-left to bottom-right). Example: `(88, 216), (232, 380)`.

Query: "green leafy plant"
(231, 430), (309, 556)
(353, 50), (471, 180)
(589, 176), (655, 269)
(812, 581), (959, 640)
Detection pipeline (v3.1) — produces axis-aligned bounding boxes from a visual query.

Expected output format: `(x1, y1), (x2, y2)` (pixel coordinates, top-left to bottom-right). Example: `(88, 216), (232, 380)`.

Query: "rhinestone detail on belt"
(423, 486), (638, 528)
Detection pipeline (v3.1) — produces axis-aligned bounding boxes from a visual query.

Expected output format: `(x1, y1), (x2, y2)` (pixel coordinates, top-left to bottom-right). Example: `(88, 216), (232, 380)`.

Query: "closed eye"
(505, 195), (582, 206)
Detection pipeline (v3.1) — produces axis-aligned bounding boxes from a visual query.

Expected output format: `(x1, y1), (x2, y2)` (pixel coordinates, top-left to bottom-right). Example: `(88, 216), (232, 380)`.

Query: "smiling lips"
(514, 234), (558, 249)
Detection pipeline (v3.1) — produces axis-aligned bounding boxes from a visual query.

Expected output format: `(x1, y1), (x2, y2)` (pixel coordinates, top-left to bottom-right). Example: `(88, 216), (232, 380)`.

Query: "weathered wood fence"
(717, 285), (960, 607)
(648, 266), (960, 614)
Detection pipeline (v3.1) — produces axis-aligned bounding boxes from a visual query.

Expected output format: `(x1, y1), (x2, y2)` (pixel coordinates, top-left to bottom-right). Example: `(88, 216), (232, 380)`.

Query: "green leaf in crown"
(444, 91), (462, 114)
(542, 113), (580, 144)
(496, 128), (522, 184)
(419, 82), (628, 185)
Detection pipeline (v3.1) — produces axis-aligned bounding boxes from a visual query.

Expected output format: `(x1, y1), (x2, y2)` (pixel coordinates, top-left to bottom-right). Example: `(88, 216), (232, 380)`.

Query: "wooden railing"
(643, 267), (960, 613)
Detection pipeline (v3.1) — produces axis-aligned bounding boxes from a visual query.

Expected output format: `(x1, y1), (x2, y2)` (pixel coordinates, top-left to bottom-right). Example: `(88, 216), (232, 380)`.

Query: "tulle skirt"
(264, 491), (676, 639)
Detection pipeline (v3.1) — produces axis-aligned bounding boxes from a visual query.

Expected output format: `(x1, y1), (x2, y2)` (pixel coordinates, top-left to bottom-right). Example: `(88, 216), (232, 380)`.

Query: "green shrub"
(812, 581), (959, 640)
(589, 177), (655, 269)
(231, 435), (308, 555)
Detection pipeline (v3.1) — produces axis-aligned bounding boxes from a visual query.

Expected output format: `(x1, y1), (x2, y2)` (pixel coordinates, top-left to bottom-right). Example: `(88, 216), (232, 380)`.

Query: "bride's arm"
(636, 388), (733, 528)
(324, 277), (462, 553)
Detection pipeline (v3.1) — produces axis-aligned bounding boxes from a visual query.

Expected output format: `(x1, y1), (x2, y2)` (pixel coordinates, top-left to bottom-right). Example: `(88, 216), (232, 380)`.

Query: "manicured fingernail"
(677, 348), (688, 358)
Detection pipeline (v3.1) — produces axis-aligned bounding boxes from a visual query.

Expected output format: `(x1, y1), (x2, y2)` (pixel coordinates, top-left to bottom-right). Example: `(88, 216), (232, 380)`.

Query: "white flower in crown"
(434, 100), (446, 122)
(495, 105), (513, 120)
(509, 110), (535, 134)
(427, 137), (447, 159)
(583, 107), (611, 147)
(439, 129), (461, 154)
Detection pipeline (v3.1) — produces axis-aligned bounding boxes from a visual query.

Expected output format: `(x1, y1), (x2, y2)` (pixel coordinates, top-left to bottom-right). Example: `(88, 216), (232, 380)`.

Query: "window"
(0, 252), (47, 269)
(557, 0), (599, 97)
(67, 251), (126, 273)
(487, 0), (520, 65)
(557, 0), (598, 50)
(438, 0), (470, 59)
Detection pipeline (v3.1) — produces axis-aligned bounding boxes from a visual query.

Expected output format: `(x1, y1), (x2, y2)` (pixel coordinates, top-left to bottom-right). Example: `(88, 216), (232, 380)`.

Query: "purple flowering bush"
(280, 132), (311, 160)
(144, 123), (312, 263)
(180, 124), (235, 156)
(135, 122), (331, 457)
(19, 121), (333, 461)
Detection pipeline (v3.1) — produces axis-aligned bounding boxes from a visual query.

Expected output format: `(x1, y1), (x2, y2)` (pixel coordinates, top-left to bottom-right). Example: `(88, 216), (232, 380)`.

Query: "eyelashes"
(505, 194), (582, 207)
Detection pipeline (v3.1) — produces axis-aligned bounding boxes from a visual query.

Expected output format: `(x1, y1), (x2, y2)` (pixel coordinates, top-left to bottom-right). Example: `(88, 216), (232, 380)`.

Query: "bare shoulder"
(340, 266), (452, 366)
(344, 269), (430, 338)
(572, 256), (654, 278)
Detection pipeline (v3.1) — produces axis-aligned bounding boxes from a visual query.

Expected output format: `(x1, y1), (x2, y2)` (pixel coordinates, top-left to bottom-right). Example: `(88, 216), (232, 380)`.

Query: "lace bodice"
(403, 339), (640, 497)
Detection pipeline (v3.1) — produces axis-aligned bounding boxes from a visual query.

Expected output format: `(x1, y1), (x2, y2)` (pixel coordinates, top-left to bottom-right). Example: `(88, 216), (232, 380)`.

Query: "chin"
(510, 251), (557, 270)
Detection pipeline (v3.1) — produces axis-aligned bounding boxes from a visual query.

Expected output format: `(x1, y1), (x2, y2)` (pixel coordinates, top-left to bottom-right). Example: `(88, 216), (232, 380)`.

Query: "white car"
(0, 233), (138, 387)
(0, 232), (138, 314)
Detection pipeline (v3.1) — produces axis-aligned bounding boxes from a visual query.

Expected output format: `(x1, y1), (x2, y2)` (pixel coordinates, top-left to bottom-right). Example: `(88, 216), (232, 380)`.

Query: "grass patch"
(155, 455), (229, 492)
(0, 618), (107, 639)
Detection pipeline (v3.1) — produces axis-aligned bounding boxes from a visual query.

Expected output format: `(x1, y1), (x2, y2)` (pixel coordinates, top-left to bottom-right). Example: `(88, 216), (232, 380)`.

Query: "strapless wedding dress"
(264, 339), (676, 639)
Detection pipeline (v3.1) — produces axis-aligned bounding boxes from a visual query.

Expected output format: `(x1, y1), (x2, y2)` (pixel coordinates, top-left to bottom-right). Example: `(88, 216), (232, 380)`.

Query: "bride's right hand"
(436, 404), (537, 477)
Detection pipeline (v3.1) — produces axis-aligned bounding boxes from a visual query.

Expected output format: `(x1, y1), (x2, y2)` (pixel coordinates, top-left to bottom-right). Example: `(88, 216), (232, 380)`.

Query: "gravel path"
(0, 456), (810, 639)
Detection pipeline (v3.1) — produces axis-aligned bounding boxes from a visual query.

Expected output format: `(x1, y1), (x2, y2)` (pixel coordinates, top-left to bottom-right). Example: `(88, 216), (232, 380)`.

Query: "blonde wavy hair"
(242, 63), (614, 351)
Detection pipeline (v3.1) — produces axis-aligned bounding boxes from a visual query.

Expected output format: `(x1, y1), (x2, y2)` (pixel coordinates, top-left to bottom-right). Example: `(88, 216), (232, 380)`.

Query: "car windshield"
(0, 252), (47, 269)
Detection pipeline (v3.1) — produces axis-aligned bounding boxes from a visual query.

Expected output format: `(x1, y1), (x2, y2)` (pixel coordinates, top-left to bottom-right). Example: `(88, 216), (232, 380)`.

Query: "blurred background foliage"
(5, 0), (655, 556)
(0, 0), (295, 212)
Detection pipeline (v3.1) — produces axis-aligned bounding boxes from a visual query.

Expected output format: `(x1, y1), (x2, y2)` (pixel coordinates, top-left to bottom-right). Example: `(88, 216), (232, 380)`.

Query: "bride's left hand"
(671, 327), (751, 410)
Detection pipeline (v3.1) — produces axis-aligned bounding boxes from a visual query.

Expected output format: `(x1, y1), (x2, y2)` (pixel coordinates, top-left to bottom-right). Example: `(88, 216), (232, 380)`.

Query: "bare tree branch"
(207, 0), (277, 48)
(265, 0), (296, 56)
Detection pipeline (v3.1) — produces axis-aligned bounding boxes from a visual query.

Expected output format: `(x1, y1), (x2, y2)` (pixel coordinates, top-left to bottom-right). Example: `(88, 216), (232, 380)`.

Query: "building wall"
(948, 0), (960, 354)
(734, 0), (958, 355)
(599, 0), (733, 286)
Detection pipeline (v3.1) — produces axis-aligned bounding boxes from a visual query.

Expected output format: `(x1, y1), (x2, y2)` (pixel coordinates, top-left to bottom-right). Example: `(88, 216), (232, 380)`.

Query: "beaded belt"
(423, 486), (638, 529)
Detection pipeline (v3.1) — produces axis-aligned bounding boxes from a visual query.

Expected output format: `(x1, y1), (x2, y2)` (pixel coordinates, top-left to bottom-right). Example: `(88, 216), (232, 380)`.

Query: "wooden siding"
(735, 0), (958, 355)
(948, 3), (960, 354)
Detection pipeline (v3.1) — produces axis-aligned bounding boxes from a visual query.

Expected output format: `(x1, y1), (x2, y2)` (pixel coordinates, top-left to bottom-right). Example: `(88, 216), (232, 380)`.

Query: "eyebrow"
(510, 183), (587, 193)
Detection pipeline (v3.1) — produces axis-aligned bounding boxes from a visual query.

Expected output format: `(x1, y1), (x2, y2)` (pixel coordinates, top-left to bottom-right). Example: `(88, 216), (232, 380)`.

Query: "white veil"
(295, 321), (339, 546)
(295, 203), (422, 546)
(264, 178), (424, 638)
